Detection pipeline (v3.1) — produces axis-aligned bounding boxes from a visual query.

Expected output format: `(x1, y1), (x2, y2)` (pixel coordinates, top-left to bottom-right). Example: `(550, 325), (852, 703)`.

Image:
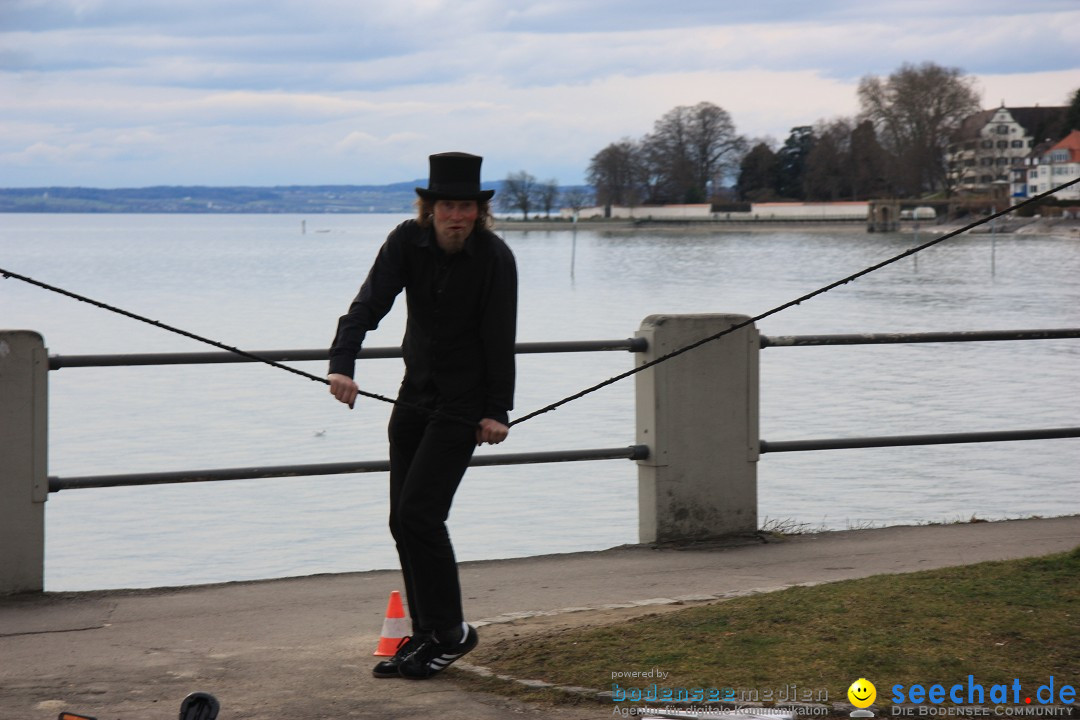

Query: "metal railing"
(757, 327), (1080, 453)
(44, 329), (1080, 487)
(48, 338), (647, 370)
(6, 320), (1080, 593)
(760, 328), (1080, 348)
(49, 446), (650, 492)
(45, 338), (649, 492)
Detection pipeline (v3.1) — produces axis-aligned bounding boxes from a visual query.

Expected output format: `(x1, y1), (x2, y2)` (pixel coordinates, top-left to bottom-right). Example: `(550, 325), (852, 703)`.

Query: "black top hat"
(415, 152), (496, 202)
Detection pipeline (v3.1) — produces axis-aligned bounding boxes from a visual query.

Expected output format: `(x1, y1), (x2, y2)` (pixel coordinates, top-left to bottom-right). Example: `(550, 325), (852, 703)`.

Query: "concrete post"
(0, 330), (48, 594)
(635, 315), (759, 543)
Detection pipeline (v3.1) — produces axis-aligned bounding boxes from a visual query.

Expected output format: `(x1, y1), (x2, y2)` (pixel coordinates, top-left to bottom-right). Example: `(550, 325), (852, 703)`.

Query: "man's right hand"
(328, 373), (359, 409)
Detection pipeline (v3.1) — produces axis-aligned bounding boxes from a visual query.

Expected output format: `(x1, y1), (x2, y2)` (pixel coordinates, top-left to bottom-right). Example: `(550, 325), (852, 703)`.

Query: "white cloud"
(335, 130), (425, 154)
(976, 69), (1080, 109)
(2, 0), (1078, 186)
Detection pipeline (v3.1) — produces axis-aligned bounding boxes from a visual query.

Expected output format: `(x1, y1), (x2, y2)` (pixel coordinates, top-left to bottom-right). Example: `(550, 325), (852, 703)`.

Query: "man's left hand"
(476, 418), (509, 445)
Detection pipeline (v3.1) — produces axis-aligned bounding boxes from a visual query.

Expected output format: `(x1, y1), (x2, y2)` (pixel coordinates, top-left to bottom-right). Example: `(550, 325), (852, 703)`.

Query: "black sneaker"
(372, 634), (427, 678)
(178, 692), (220, 720)
(397, 624), (478, 679)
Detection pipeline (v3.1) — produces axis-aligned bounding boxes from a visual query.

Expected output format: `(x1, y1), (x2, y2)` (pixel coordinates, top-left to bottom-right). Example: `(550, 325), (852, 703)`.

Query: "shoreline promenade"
(2, 516), (1078, 719)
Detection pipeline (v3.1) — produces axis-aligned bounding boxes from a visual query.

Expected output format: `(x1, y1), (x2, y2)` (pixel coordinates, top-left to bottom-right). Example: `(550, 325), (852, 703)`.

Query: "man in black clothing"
(327, 152), (517, 679)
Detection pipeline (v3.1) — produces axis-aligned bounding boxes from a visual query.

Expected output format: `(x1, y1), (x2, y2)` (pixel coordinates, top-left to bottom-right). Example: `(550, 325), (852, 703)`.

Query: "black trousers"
(387, 384), (479, 635)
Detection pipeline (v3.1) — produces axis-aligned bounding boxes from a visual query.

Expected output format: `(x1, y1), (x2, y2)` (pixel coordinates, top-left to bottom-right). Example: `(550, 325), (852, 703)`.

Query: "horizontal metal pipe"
(761, 328), (1080, 348)
(632, 217), (867, 225)
(48, 338), (647, 369)
(50, 328), (1080, 366)
(759, 427), (1080, 453)
(48, 444), (650, 492)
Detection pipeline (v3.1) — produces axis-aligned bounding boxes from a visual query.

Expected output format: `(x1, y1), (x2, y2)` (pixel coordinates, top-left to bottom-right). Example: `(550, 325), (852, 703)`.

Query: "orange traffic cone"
(373, 590), (411, 656)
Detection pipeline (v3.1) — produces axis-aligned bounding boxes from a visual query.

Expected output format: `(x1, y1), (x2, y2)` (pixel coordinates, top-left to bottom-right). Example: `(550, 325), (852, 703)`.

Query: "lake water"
(2, 213), (1079, 591)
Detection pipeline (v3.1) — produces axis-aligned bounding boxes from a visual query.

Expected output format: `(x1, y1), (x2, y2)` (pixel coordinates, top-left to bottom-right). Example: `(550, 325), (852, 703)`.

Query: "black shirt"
(329, 219), (517, 424)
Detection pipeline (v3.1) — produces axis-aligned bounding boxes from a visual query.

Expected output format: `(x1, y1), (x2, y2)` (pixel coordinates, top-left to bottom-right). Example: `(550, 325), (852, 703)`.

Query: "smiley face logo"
(848, 678), (876, 708)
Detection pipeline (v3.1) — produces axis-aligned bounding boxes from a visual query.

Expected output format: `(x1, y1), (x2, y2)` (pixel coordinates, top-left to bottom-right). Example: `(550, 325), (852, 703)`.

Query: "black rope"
(507, 176), (1080, 427)
(0, 267), (472, 427)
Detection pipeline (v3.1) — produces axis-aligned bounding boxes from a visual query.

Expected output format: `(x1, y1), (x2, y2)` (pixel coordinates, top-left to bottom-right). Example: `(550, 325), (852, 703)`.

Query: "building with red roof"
(1021, 129), (1080, 201)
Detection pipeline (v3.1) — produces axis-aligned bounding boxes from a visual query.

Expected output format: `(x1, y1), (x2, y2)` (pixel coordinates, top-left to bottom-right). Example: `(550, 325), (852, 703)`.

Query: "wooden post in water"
(635, 315), (759, 543)
(0, 330), (48, 594)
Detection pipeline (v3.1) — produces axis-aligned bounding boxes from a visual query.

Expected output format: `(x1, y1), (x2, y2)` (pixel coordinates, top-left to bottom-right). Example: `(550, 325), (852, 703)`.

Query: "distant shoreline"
(497, 217), (1080, 238)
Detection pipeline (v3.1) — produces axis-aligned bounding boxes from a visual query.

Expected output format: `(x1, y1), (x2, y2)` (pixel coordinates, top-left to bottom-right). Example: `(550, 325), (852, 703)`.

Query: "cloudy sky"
(3, 0), (1079, 188)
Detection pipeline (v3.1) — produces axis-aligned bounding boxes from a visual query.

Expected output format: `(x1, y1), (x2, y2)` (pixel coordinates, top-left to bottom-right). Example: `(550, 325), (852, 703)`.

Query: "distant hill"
(0, 181), (494, 213)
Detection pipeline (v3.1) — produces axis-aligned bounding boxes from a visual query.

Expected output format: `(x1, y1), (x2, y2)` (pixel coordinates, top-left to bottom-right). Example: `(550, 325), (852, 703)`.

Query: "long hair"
(415, 197), (494, 232)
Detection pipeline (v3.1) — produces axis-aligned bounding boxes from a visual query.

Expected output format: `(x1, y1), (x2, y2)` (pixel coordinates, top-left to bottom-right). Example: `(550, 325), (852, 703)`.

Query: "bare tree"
(645, 102), (746, 203)
(561, 187), (592, 216)
(587, 140), (641, 213)
(686, 101), (747, 199)
(536, 178), (560, 218)
(501, 171), (538, 220)
(858, 62), (981, 196)
(641, 120), (692, 203)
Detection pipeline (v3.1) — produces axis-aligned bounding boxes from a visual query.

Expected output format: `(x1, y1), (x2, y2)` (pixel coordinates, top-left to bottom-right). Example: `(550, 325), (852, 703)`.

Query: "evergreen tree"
(775, 126), (815, 200)
(803, 120), (852, 201)
(849, 120), (893, 199)
(1065, 87), (1080, 133)
(735, 143), (780, 201)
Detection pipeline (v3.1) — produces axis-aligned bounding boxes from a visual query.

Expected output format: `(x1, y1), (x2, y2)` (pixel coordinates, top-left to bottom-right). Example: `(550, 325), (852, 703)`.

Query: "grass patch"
(461, 547), (1080, 707)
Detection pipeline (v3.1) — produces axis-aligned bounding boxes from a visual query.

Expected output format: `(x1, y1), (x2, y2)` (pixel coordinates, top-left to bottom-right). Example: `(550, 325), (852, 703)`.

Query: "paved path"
(1, 516), (1078, 720)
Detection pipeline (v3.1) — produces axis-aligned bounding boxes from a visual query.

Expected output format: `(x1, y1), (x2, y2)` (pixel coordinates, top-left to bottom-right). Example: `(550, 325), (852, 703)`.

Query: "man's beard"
(438, 229), (468, 253)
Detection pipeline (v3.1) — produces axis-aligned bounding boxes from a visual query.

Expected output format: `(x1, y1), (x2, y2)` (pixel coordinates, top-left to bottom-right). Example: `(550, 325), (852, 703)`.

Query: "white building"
(1021, 130), (1080, 201)
(562, 201), (870, 221)
(567, 203), (714, 220)
(948, 104), (1066, 197)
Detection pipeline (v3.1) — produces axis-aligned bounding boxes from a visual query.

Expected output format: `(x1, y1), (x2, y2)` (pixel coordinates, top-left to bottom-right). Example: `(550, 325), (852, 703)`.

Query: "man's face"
(432, 199), (478, 253)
